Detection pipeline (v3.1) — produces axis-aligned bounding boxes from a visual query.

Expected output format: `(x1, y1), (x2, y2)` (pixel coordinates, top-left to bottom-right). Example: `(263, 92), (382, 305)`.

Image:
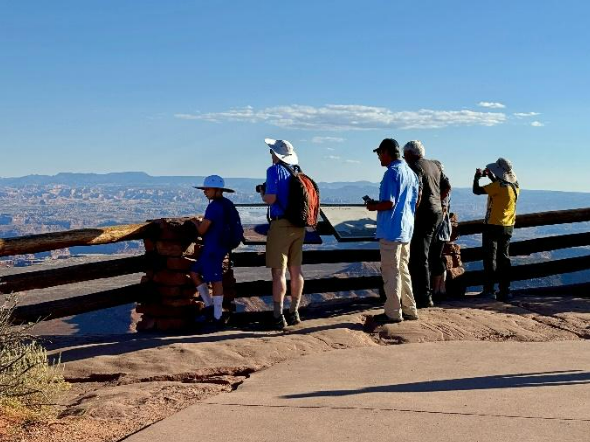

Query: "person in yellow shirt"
(472, 158), (520, 300)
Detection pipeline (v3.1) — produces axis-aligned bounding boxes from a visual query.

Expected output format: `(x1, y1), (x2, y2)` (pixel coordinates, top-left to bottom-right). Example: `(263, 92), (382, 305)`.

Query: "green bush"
(0, 296), (69, 412)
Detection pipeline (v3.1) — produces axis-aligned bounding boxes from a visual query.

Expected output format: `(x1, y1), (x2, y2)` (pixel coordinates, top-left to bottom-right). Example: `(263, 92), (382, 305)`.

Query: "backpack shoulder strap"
(279, 161), (301, 177)
(273, 162), (296, 217)
(502, 181), (519, 202)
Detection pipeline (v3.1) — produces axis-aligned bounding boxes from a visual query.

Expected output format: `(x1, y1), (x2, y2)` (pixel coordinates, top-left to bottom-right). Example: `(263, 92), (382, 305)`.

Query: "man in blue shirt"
(366, 138), (420, 324)
(259, 138), (306, 330)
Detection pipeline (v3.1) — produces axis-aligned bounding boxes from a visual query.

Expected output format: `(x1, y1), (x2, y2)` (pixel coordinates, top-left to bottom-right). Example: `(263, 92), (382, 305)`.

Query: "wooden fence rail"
(0, 223), (154, 258)
(0, 255), (146, 294)
(455, 254), (590, 288)
(3, 206), (590, 324)
(10, 284), (144, 324)
(231, 255), (590, 299)
(460, 231), (590, 262)
(1, 208), (589, 258)
(4, 229), (589, 295)
(458, 207), (590, 235)
(233, 231), (590, 268)
(12, 253), (590, 324)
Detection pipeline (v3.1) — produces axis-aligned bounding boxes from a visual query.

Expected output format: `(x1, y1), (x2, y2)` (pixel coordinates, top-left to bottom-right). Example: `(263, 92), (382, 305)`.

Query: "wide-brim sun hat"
(486, 157), (518, 184)
(265, 138), (299, 165)
(194, 174), (235, 193)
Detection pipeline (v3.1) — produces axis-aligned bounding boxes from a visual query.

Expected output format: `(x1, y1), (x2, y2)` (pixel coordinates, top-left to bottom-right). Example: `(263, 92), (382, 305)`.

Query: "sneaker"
(270, 314), (287, 331)
(285, 310), (301, 326)
(402, 313), (419, 321)
(416, 296), (434, 309)
(209, 316), (226, 331)
(372, 313), (403, 324)
(195, 305), (214, 324)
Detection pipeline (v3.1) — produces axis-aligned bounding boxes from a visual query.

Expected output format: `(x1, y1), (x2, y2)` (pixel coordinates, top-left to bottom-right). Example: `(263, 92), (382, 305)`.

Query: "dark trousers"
(430, 236), (446, 277)
(482, 224), (514, 293)
(409, 210), (443, 302)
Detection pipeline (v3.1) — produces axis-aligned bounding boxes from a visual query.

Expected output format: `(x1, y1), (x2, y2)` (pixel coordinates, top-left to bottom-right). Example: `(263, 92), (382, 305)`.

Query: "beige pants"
(379, 239), (418, 320)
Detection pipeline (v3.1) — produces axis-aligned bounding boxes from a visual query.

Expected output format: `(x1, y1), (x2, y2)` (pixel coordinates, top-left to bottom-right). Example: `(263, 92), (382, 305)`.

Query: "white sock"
(213, 296), (223, 320)
(197, 283), (212, 307)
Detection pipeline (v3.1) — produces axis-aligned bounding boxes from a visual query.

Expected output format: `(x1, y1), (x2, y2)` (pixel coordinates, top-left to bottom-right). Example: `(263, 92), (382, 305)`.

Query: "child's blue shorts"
(190, 249), (226, 283)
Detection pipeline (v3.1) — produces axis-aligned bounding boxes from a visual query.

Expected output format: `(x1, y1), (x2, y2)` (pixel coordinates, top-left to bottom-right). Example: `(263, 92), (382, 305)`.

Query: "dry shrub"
(0, 296), (69, 418)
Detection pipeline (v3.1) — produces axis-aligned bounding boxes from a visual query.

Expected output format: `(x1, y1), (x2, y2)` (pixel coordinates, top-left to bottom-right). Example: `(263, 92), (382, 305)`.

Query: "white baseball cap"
(194, 175), (235, 193)
(265, 138), (299, 165)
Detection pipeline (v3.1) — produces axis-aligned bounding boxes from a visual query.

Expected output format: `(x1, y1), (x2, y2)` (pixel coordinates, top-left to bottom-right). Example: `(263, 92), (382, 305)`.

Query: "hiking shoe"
(195, 306), (214, 324)
(209, 316), (226, 331)
(372, 313), (403, 324)
(402, 313), (419, 321)
(416, 296), (434, 309)
(270, 314), (287, 331)
(285, 310), (301, 326)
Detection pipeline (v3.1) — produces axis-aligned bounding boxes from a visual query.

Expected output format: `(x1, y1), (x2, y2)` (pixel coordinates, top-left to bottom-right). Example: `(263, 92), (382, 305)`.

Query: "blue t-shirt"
(201, 197), (228, 255)
(266, 164), (292, 219)
(376, 160), (419, 243)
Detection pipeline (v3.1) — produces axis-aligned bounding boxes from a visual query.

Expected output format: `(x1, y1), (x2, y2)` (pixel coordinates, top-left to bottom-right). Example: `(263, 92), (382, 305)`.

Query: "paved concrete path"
(125, 341), (590, 442)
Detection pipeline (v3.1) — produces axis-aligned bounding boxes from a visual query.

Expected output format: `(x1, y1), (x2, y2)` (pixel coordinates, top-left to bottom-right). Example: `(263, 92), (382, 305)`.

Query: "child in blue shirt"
(190, 175), (236, 326)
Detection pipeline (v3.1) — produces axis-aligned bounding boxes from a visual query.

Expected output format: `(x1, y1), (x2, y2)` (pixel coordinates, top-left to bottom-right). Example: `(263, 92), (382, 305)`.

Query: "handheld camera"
(255, 182), (266, 194)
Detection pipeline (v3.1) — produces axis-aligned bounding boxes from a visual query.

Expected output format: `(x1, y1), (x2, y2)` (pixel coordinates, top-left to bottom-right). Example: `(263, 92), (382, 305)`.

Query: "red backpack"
(279, 162), (320, 228)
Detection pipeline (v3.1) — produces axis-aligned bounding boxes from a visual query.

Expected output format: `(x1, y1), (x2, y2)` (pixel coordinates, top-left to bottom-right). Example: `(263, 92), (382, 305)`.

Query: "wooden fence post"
(135, 217), (237, 332)
(136, 218), (201, 331)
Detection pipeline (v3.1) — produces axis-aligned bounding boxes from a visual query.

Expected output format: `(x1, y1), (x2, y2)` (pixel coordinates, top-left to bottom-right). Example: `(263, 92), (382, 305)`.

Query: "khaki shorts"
(266, 219), (305, 269)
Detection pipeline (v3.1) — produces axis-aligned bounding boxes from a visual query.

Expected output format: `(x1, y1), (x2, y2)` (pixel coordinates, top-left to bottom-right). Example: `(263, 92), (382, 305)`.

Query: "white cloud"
(176, 104), (507, 131)
(311, 136), (346, 144)
(478, 101), (506, 109)
(531, 121), (544, 127)
(326, 147), (336, 151)
(324, 155), (360, 164)
(514, 112), (541, 118)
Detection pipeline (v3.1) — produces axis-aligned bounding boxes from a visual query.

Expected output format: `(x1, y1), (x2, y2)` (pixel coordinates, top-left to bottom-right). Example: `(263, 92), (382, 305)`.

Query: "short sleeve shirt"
(266, 164), (292, 219)
(376, 160), (420, 243)
(202, 198), (226, 254)
(483, 181), (519, 226)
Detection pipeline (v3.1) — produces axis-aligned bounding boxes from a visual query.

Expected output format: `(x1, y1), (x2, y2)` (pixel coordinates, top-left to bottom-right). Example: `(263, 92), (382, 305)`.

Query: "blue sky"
(1, 1), (589, 191)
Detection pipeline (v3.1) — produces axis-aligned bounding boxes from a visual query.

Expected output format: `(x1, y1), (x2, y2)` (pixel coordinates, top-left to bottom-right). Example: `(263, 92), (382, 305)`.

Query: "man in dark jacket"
(403, 140), (451, 308)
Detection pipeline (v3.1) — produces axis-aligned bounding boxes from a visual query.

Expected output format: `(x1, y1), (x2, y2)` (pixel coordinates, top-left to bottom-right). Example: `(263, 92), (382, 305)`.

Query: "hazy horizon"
(1, 170), (589, 194)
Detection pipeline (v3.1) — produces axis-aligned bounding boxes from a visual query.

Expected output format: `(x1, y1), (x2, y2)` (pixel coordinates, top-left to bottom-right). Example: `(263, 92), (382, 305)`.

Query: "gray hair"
(403, 140), (425, 158)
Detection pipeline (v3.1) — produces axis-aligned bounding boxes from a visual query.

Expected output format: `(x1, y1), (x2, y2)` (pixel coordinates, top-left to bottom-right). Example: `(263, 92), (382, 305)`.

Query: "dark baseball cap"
(373, 138), (400, 156)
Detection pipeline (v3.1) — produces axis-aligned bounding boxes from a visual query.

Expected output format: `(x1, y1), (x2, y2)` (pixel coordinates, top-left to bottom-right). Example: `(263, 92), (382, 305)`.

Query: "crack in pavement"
(201, 401), (590, 423)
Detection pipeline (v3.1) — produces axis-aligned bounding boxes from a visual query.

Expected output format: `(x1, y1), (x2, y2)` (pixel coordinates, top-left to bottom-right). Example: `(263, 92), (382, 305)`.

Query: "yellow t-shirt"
(483, 181), (519, 226)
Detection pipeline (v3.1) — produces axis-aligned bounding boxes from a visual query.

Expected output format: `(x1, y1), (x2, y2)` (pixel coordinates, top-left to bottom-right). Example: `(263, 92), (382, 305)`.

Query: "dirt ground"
(2, 292), (589, 442)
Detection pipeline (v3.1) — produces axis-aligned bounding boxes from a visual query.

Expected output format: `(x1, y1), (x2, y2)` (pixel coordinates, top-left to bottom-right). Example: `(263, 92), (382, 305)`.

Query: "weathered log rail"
(0, 223), (154, 257)
(0, 255), (146, 294)
(2, 207), (590, 323)
(10, 284), (144, 324)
